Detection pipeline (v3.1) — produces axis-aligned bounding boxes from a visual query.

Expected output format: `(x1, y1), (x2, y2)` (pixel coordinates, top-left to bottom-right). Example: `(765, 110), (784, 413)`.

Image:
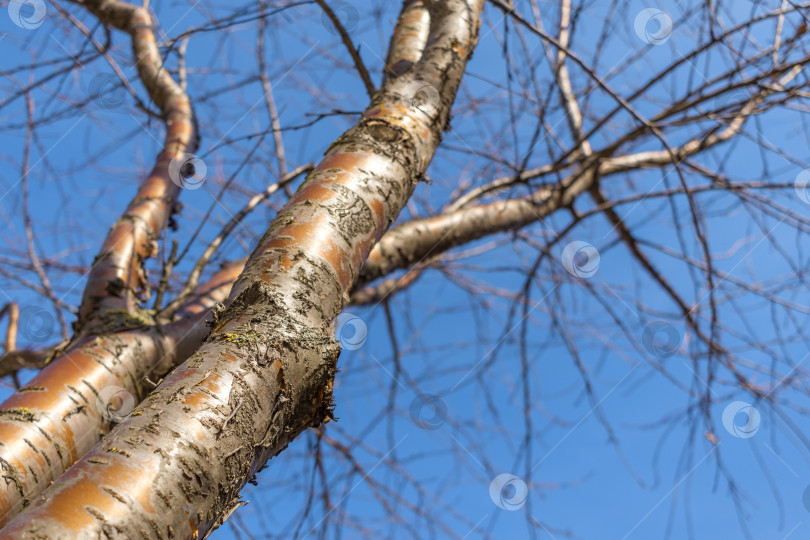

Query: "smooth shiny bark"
(71, 0), (197, 331)
(0, 1), (485, 537)
(0, 264), (239, 527)
(384, 0), (430, 80)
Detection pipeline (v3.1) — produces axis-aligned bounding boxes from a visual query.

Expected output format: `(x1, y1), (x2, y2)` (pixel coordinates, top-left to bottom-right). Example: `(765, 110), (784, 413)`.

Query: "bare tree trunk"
(0, 1), (485, 538)
(0, 265), (238, 527)
(0, 0), (202, 526)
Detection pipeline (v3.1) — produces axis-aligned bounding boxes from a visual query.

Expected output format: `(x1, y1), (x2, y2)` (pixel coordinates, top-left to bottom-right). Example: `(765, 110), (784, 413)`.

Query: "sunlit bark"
(0, 264), (239, 527)
(70, 0), (196, 332)
(0, 0), (805, 537)
(0, 1), (485, 537)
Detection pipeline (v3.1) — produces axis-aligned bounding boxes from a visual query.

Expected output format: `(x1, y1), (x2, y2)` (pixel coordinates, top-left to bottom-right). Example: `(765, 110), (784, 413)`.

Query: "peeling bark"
(0, 265), (238, 528)
(71, 0), (197, 333)
(0, 1), (485, 537)
(0, 1), (209, 513)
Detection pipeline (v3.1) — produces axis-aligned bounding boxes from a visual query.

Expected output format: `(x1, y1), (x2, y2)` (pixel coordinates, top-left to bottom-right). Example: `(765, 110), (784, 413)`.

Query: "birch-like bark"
(0, 264), (239, 527)
(70, 0), (196, 332)
(0, 62), (764, 518)
(0, 17), (789, 528)
(0, 2), (485, 537)
(0, 0), (204, 525)
(384, 0), (430, 80)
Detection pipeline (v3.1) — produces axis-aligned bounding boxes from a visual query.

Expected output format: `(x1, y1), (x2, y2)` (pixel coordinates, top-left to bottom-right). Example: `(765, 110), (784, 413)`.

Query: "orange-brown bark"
(0, 2), (486, 537)
(0, 0), (208, 526)
(0, 263), (240, 527)
(73, 0), (197, 331)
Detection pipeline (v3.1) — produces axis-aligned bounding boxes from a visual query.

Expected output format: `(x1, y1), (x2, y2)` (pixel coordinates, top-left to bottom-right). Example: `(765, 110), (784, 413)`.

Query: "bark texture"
(0, 265), (238, 528)
(0, 1), (211, 525)
(71, 0), (196, 332)
(0, 1), (485, 537)
(384, 0), (430, 80)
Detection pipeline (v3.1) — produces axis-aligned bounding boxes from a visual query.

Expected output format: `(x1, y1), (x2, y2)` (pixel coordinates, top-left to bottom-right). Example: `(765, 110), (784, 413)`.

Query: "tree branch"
(71, 0), (197, 333)
(0, 2), (487, 537)
(0, 264), (240, 527)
